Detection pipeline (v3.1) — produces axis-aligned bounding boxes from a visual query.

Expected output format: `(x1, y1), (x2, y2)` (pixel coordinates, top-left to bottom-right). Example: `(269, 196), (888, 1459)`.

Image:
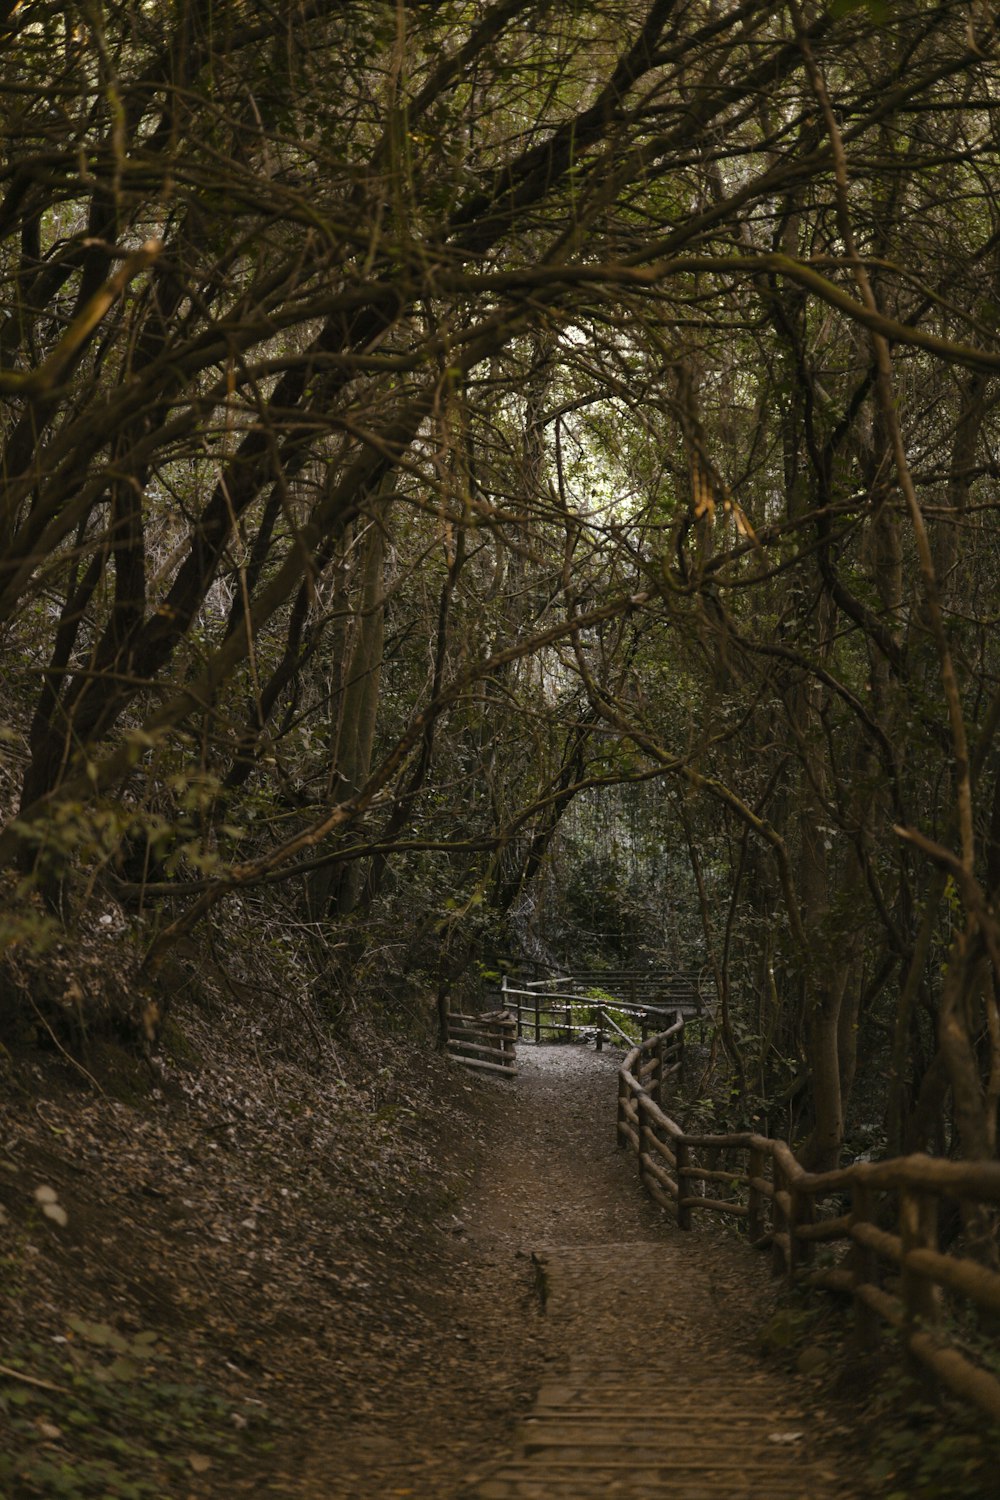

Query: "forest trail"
(301, 1047), (863, 1499)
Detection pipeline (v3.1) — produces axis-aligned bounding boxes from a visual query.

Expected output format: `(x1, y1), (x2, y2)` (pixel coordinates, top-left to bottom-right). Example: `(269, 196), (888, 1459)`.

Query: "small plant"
(0, 1319), (271, 1499)
(866, 1375), (1000, 1500)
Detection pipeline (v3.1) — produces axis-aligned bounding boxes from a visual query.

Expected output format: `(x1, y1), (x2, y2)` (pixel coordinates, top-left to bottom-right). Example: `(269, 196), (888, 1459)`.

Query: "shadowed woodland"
(3, 1), (1000, 1495)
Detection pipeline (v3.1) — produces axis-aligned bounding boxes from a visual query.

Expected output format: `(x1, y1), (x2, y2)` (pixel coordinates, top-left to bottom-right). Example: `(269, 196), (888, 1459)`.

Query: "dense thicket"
(2, 0), (1000, 1169)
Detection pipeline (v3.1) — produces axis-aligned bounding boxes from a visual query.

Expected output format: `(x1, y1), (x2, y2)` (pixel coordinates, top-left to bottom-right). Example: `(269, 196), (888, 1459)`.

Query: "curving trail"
(301, 1045), (861, 1498)
(467, 1046), (855, 1499)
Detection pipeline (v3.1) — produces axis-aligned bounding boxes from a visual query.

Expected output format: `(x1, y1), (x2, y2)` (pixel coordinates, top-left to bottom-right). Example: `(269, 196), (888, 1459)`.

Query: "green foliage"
(866, 1375), (1000, 1500)
(0, 1322), (270, 1499)
(759, 1286), (1000, 1500)
(583, 987), (642, 1045)
(0, 894), (60, 963)
(830, 0), (892, 21)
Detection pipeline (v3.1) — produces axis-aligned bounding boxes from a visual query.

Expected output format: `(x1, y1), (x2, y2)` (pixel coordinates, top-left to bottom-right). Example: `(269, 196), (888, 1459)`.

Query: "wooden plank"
(446, 1039), (513, 1061)
(796, 1212), (851, 1243)
(448, 1055), (517, 1076)
(640, 1153), (678, 1197)
(603, 1014), (634, 1042)
(906, 1245), (1000, 1316)
(644, 1131), (677, 1168)
(909, 1329), (1000, 1423)
(855, 1280), (904, 1329)
(683, 1130), (762, 1149)
(643, 1178), (677, 1214)
(802, 1153), (1000, 1201)
(851, 1221), (903, 1264)
(449, 1017), (513, 1032)
(805, 1266), (854, 1293)
(679, 1195), (748, 1218)
(678, 1166), (746, 1186)
(616, 1074), (683, 1138)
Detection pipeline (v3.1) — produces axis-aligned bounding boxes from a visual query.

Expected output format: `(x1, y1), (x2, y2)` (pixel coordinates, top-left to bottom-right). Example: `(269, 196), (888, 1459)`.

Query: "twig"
(30, 1002), (106, 1098)
(0, 1362), (69, 1394)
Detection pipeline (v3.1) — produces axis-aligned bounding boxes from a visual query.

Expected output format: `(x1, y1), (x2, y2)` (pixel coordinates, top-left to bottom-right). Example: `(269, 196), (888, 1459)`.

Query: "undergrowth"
(0, 1320), (273, 1499)
(759, 1288), (1000, 1500)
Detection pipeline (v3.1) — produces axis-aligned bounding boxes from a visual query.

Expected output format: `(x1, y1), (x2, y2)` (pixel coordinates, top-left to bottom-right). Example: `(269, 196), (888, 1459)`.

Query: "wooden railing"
(446, 1008), (517, 1077)
(620, 1018), (1000, 1424)
(501, 974), (691, 1051)
(514, 966), (706, 1014)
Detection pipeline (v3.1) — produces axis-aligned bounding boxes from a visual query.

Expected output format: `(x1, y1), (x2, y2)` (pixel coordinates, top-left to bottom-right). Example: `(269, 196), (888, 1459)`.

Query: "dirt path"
(300, 1045), (862, 1499)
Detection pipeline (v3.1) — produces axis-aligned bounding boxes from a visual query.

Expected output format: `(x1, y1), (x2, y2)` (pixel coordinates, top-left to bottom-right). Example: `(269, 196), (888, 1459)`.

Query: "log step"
(472, 1242), (849, 1498)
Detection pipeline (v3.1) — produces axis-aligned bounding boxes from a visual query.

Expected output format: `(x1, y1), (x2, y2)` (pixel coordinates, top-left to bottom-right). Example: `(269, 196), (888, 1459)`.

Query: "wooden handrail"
(494, 968), (1000, 1421)
(503, 971), (692, 1056)
(618, 1015), (1000, 1425)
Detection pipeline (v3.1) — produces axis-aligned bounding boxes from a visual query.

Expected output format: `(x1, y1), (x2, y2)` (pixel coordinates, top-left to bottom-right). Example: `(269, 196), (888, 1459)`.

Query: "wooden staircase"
(473, 1243), (849, 1498)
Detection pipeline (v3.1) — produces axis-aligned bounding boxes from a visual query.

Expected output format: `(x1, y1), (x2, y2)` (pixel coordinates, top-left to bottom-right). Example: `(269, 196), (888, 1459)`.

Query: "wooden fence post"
(901, 1185), (938, 1371)
(500, 1014), (516, 1072)
(748, 1144), (766, 1243)
(704, 1144), (720, 1203)
(535, 993), (541, 1045)
(595, 1005), (605, 1052)
(504, 976), (521, 1042)
(771, 1157), (787, 1277)
(676, 1135), (692, 1230)
(655, 1035), (666, 1106)
(637, 1093), (647, 1185)
(850, 1181), (879, 1351)
(787, 1178), (812, 1279)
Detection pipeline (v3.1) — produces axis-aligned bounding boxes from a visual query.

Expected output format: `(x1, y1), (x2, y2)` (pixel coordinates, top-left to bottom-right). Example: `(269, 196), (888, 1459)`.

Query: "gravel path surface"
(301, 1044), (863, 1498)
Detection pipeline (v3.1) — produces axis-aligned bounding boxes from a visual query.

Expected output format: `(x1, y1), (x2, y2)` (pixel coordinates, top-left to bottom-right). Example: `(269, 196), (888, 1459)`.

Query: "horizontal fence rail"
(619, 1017), (1000, 1426)
(445, 1008), (517, 1077)
(501, 972), (700, 1051)
(515, 967), (707, 1012)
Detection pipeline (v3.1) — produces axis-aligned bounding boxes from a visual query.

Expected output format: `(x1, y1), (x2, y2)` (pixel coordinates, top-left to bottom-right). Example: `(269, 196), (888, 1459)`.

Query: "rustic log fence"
(445, 1008), (517, 1077)
(619, 1015), (1000, 1424)
(501, 971), (700, 1052)
(509, 961), (705, 1005)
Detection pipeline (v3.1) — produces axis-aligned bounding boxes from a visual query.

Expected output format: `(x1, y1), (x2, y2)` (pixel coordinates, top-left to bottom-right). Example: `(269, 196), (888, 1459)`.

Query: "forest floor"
(0, 1003), (949, 1499)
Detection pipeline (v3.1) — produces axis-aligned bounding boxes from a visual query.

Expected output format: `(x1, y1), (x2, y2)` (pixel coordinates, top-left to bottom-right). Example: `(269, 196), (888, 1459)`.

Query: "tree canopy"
(3, 0), (1000, 1168)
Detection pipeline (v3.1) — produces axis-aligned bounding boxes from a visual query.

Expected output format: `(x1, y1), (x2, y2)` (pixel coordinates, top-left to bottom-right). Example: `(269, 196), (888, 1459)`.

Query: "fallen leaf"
(188, 1454), (212, 1473)
(768, 1430), (804, 1444)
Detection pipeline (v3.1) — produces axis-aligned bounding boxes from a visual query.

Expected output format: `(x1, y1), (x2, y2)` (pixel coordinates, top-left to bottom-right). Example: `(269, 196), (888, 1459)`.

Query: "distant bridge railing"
(515, 966), (707, 1013)
(500, 970), (703, 1051)
(619, 1014), (1000, 1425)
